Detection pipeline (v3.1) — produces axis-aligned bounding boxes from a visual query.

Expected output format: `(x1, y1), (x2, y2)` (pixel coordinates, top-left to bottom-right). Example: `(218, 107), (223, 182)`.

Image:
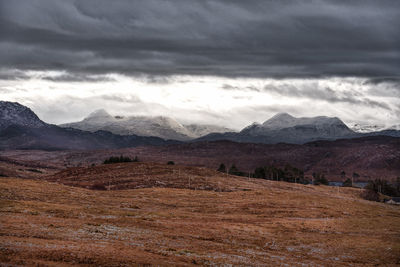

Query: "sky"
(0, 0), (399, 129)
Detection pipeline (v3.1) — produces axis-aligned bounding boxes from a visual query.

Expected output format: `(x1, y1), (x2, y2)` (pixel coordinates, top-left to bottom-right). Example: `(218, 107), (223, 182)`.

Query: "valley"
(1, 135), (399, 182)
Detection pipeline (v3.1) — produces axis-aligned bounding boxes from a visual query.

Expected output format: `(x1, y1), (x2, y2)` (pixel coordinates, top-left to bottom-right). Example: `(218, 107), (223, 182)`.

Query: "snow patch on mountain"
(0, 101), (46, 130)
(261, 113), (346, 131)
(61, 110), (234, 141)
(184, 124), (232, 137)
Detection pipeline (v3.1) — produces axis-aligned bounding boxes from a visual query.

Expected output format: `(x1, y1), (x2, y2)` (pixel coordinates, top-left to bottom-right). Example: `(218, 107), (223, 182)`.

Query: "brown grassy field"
(1, 162), (399, 266)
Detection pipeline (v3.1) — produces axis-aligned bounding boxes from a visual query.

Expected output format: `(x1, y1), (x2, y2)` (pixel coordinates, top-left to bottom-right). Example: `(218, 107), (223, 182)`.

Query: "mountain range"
(0, 101), (179, 150)
(0, 100), (399, 150)
(195, 113), (358, 144)
(60, 109), (231, 141)
(194, 113), (400, 144)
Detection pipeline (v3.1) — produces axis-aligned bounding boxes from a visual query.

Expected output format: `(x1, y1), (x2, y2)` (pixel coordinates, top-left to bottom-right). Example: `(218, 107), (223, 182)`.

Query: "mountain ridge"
(0, 101), (46, 130)
(196, 113), (357, 144)
(1, 101), (399, 148)
(0, 101), (180, 150)
(60, 109), (232, 141)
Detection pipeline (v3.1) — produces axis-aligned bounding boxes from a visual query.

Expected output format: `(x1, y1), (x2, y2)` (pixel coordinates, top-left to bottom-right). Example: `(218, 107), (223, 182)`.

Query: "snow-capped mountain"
(242, 113), (354, 137)
(0, 101), (46, 130)
(1, 101), (398, 148)
(0, 101), (178, 150)
(183, 124), (232, 138)
(196, 113), (357, 144)
(61, 109), (232, 141)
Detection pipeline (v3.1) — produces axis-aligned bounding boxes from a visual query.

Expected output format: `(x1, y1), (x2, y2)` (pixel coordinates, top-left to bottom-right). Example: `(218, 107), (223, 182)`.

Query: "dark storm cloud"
(41, 73), (116, 83)
(1, 0), (399, 78)
(220, 80), (393, 110)
(263, 84), (392, 110)
(0, 69), (30, 80)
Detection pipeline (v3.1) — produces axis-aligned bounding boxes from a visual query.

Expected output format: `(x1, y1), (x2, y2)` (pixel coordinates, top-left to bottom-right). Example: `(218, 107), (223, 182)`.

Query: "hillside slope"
(46, 162), (268, 191)
(1, 174), (399, 266)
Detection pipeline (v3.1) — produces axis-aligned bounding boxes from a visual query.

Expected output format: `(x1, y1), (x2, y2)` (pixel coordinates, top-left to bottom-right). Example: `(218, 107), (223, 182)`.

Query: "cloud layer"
(1, 73), (398, 129)
(1, 0), (399, 78)
(0, 1), (399, 127)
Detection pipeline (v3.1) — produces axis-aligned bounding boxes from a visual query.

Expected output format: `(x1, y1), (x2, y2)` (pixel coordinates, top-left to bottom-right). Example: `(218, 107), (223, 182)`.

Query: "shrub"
(217, 163), (226, 173)
(343, 178), (352, 187)
(365, 179), (397, 197)
(103, 155), (138, 164)
(91, 183), (107, 190)
(313, 172), (329, 185)
(361, 179), (400, 202)
(361, 189), (380, 202)
(228, 164), (246, 176)
(254, 167), (266, 179)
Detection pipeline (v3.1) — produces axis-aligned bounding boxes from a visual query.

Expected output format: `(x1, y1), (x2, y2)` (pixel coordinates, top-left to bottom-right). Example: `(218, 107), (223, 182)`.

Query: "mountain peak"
(0, 101), (46, 130)
(86, 109), (112, 119)
(271, 112), (294, 119)
(262, 112), (297, 129)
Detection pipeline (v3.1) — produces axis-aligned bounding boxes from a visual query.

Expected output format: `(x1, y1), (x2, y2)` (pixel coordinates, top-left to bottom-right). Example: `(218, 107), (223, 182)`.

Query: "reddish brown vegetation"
(2, 136), (399, 181)
(46, 162), (266, 192)
(0, 137), (399, 265)
(1, 175), (399, 266)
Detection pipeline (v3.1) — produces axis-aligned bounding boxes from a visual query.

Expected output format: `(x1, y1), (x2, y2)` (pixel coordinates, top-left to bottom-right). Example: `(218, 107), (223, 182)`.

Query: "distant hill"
(124, 136), (400, 181)
(0, 101), (179, 150)
(60, 109), (232, 141)
(4, 135), (398, 182)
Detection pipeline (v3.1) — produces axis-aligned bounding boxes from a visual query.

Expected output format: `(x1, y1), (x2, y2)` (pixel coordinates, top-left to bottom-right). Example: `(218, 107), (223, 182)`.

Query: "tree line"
(217, 163), (328, 185)
(362, 178), (400, 201)
(217, 163), (400, 201)
(103, 155), (139, 164)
